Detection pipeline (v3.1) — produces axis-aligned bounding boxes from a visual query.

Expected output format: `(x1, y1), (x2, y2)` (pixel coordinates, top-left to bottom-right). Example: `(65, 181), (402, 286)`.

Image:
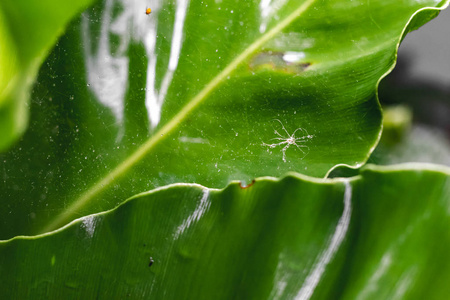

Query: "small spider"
(262, 119), (313, 162)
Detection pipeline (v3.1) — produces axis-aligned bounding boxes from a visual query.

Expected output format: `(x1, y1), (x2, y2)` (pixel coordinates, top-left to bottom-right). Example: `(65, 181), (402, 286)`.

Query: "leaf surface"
(1, 165), (449, 299)
(0, 0), (448, 238)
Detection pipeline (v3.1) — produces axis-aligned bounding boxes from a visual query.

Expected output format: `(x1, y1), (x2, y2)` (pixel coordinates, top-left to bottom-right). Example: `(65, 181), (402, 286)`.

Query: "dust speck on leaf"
(149, 257), (154, 267)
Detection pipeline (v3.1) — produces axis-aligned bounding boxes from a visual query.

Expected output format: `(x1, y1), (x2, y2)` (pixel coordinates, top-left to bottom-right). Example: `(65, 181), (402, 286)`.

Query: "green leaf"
(0, 0), (448, 238)
(1, 165), (449, 299)
(0, 0), (94, 151)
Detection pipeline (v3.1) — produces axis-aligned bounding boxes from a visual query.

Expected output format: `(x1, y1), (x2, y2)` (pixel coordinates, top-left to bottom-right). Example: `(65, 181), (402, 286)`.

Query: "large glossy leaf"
(1, 165), (449, 299)
(0, 0), (94, 151)
(0, 0), (448, 238)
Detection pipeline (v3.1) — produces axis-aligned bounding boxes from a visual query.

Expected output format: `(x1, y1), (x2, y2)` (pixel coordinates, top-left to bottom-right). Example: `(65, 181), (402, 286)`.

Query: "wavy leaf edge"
(2, 162), (449, 243)
(325, 1), (450, 178)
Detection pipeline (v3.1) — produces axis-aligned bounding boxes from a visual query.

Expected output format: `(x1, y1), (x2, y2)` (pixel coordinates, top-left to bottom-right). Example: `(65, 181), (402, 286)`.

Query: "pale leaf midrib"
(40, 0), (317, 233)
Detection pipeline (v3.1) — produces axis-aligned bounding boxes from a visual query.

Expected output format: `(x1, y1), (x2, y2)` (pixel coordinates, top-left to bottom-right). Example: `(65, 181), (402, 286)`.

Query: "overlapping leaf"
(1, 165), (449, 299)
(0, 0), (93, 151)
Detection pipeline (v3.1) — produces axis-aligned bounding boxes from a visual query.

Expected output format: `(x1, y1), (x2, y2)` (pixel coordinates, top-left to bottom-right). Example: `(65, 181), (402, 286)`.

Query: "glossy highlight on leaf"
(1, 165), (449, 299)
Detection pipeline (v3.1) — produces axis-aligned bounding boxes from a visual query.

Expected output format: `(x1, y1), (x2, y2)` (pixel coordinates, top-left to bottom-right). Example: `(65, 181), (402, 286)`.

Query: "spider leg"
(293, 143), (306, 153)
(281, 144), (290, 162)
(273, 119), (291, 137)
(292, 127), (309, 138)
(262, 141), (288, 148)
(274, 130), (287, 139)
(300, 146), (310, 159)
(291, 127), (304, 137)
(262, 142), (277, 148)
(295, 131), (314, 140)
(294, 143), (309, 155)
(294, 136), (310, 142)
